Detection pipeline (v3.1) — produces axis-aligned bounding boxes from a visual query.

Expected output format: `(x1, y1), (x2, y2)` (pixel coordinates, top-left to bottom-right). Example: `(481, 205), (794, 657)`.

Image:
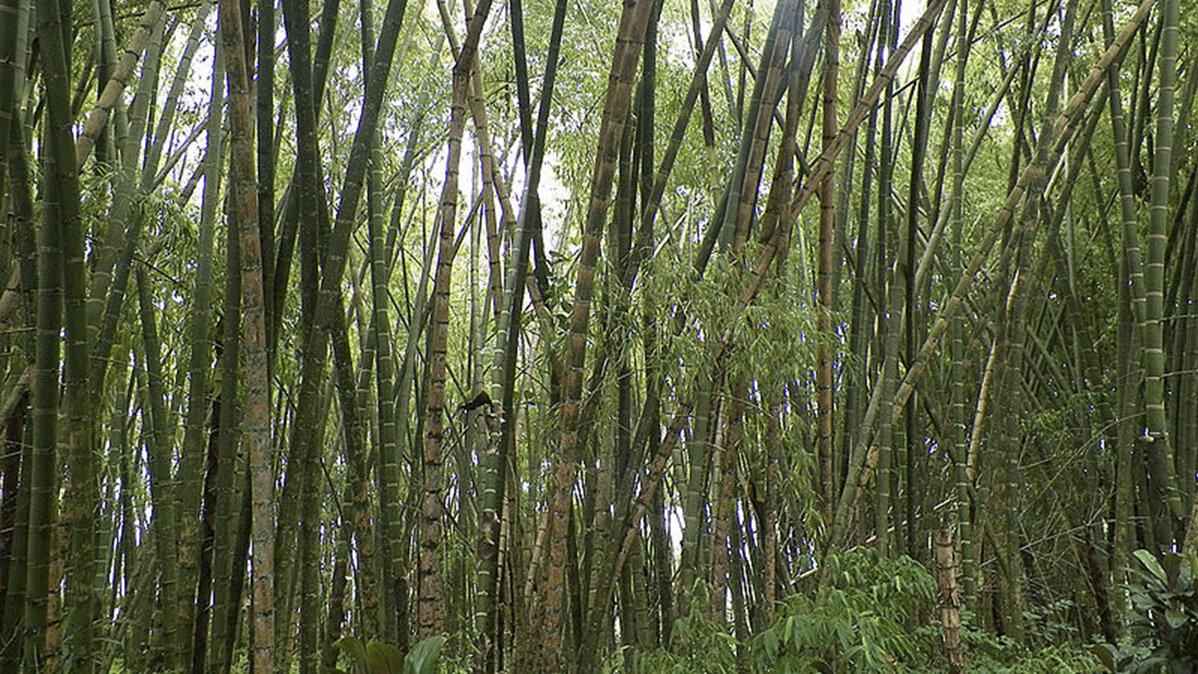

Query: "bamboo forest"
(3, 0), (1198, 670)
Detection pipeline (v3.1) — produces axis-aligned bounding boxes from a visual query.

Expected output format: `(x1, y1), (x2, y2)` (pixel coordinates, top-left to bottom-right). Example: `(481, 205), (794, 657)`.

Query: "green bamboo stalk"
(611, 0), (951, 588)
(136, 266), (184, 670)
(87, 10), (164, 399)
(476, 0), (567, 660)
(34, 0), (100, 666)
(0, 133), (32, 666)
(724, 0), (797, 250)
(1, 41), (34, 674)
(635, 0), (736, 254)
(0, 0), (27, 201)
(25, 136), (62, 674)
(273, 0), (332, 654)
(874, 0), (898, 556)
(142, 1), (212, 185)
(274, 0), (413, 654)
(1146, 0), (1186, 552)
(817, 0), (841, 525)
(356, 0), (386, 641)
(174, 6), (220, 664)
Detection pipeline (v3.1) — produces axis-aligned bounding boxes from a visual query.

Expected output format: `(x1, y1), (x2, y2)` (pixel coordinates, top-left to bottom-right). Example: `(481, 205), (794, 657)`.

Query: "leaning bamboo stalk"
(275, 0), (334, 657)
(745, 0), (952, 304)
(434, 2), (543, 323)
(272, 0), (415, 654)
(725, 0), (798, 250)
(636, 0), (738, 254)
(142, 0), (212, 185)
(86, 10), (165, 401)
(74, 0), (167, 168)
(609, 392), (702, 590)
(434, 0), (503, 320)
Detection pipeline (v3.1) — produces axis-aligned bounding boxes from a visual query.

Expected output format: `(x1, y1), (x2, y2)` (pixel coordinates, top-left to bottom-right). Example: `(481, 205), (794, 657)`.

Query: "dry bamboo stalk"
(74, 0), (167, 168)
(936, 531), (965, 674)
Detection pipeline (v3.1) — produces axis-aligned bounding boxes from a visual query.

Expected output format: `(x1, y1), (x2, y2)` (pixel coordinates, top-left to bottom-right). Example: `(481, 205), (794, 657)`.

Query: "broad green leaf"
(403, 635), (446, 674)
(1133, 549), (1168, 583)
(1165, 608), (1187, 629)
(334, 636), (368, 669)
(1091, 643), (1118, 672)
(1178, 556), (1194, 593)
(366, 641), (405, 674)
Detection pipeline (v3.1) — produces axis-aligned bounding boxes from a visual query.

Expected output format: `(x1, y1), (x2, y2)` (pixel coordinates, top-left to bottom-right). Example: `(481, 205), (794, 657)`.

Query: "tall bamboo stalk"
(217, 0), (273, 669)
(422, 0), (493, 639)
(538, 2), (655, 666)
(816, 0), (841, 526)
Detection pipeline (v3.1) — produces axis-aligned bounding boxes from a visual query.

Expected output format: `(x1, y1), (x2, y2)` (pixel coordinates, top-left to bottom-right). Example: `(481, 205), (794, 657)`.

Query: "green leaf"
(334, 636), (368, 670)
(403, 635), (446, 674)
(1165, 608), (1187, 630)
(366, 641), (405, 674)
(1134, 549), (1168, 583)
(1177, 557), (1194, 593)
(1091, 643), (1118, 672)
(762, 627), (779, 658)
(860, 632), (876, 668)
(1131, 592), (1156, 611)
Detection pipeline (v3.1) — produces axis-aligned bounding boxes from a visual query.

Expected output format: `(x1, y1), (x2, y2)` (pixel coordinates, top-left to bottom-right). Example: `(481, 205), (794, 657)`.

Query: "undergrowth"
(605, 549), (1107, 674)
